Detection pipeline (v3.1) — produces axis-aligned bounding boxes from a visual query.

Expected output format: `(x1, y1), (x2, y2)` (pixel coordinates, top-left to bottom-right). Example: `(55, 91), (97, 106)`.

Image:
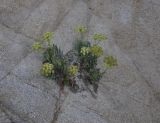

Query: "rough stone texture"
(0, 24), (33, 80)
(0, 74), (57, 123)
(21, 0), (74, 38)
(0, 0), (160, 123)
(0, 108), (11, 123)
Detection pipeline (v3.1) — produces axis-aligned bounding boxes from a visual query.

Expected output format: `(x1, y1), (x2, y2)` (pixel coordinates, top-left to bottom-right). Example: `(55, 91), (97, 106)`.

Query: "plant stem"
(102, 69), (107, 75)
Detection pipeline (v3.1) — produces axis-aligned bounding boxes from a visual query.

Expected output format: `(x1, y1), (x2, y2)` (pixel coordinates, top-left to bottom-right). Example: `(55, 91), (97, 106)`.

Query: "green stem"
(80, 33), (82, 40)
(94, 40), (100, 45)
(48, 41), (51, 47)
(102, 68), (107, 75)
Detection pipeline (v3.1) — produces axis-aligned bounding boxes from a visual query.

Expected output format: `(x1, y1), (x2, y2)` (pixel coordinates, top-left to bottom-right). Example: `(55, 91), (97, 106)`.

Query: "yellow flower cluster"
(90, 45), (103, 57)
(68, 65), (78, 76)
(43, 32), (54, 42)
(41, 63), (54, 77)
(93, 33), (107, 41)
(103, 56), (118, 68)
(80, 47), (90, 56)
(75, 26), (87, 33)
(32, 42), (42, 51)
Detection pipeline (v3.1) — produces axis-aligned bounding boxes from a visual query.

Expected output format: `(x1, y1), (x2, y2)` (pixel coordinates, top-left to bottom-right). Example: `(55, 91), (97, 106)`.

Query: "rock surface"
(0, 0), (160, 123)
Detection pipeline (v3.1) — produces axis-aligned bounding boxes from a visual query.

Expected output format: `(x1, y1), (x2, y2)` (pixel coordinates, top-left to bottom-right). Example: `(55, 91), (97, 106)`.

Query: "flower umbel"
(80, 47), (90, 56)
(41, 63), (54, 77)
(75, 26), (87, 33)
(90, 45), (103, 57)
(93, 33), (107, 41)
(32, 42), (42, 51)
(68, 65), (78, 76)
(43, 32), (53, 42)
(104, 56), (118, 68)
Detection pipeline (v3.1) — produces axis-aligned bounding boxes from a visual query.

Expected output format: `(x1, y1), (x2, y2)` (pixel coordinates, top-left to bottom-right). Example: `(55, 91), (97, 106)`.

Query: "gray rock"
(111, 0), (160, 93)
(21, 0), (74, 38)
(0, 0), (160, 123)
(0, 75), (57, 123)
(0, 24), (33, 80)
(0, 108), (11, 123)
(0, 0), (44, 30)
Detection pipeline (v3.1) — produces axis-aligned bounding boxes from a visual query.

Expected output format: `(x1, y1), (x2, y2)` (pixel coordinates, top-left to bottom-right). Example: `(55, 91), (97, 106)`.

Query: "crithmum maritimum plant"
(32, 26), (118, 93)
